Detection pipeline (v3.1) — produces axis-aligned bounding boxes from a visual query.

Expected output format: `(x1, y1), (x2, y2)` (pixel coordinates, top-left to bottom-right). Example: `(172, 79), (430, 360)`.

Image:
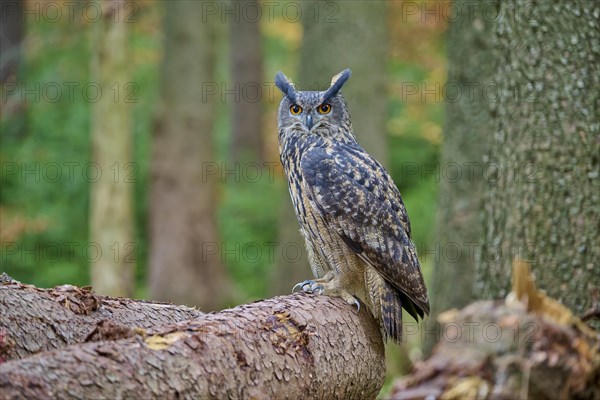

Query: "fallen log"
(0, 288), (385, 399)
(0, 273), (203, 361)
(388, 262), (600, 400)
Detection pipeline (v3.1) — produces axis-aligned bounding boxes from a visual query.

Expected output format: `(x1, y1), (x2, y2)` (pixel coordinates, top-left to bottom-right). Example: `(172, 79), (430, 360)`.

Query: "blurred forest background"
(1, 1), (444, 302)
(1, 0), (598, 390)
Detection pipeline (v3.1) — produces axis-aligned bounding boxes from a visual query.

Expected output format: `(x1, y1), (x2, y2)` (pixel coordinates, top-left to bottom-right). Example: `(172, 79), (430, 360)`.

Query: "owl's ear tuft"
(324, 69), (351, 101)
(275, 71), (297, 103)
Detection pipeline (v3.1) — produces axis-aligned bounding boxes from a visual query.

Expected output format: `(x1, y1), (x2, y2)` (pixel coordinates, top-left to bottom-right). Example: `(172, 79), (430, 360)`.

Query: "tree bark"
(0, 274), (202, 362)
(273, 0), (389, 294)
(0, 0), (27, 140)
(477, 0), (600, 326)
(149, 2), (232, 310)
(89, 0), (135, 297)
(229, 0), (264, 163)
(1, 283), (385, 399)
(0, 0), (24, 83)
(425, 0), (495, 353)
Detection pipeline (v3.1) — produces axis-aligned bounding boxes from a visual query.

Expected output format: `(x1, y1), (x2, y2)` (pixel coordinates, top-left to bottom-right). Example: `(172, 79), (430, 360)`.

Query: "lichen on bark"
(477, 0), (600, 327)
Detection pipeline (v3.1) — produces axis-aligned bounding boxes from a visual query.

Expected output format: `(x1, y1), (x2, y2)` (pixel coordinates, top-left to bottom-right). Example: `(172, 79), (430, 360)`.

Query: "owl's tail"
(366, 268), (405, 343)
(380, 281), (404, 343)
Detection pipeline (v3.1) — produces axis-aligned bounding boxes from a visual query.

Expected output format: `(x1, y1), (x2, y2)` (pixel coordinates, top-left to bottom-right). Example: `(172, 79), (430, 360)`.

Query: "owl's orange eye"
(318, 103), (332, 114)
(290, 104), (303, 115)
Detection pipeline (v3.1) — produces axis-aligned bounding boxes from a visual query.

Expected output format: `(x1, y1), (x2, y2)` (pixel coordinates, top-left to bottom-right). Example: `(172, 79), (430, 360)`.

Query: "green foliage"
(389, 134), (440, 253)
(1, 19), (91, 286)
(1, 14), (160, 289)
(218, 178), (285, 300)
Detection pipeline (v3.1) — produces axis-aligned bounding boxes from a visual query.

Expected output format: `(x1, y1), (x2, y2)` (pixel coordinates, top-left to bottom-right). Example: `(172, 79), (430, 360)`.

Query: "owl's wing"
(300, 144), (430, 319)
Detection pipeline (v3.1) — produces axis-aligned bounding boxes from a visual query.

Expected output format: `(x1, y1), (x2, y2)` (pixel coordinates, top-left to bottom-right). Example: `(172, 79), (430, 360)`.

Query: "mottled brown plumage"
(275, 69), (429, 343)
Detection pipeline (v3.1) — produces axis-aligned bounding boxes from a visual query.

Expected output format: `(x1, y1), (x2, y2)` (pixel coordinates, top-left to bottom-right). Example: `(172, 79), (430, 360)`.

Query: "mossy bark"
(477, 0), (600, 326)
(426, 0), (496, 353)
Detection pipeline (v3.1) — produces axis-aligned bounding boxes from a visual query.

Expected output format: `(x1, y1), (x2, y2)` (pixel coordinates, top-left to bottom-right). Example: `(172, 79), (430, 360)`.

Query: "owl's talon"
(292, 280), (311, 293)
(292, 280), (327, 295)
(350, 297), (360, 314)
(311, 285), (324, 295)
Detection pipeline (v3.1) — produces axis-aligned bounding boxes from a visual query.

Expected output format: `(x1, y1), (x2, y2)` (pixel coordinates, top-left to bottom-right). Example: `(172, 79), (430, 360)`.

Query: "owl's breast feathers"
(298, 141), (430, 319)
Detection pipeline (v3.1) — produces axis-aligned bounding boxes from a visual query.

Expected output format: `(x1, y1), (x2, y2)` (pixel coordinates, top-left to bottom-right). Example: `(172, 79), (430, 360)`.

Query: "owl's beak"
(304, 113), (314, 130)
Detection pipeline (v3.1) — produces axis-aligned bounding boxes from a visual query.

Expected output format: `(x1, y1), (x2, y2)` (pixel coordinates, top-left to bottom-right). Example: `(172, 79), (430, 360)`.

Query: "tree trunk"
(149, 2), (231, 310)
(425, 0), (495, 353)
(273, 0), (389, 293)
(89, 0), (134, 297)
(477, 0), (600, 326)
(0, 274), (202, 362)
(229, 0), (264, 163)
(0, 0), (27, 139)
(0, 0), (24, 83)
(296, 0), (388, 164)
(1, 281), (385, 399)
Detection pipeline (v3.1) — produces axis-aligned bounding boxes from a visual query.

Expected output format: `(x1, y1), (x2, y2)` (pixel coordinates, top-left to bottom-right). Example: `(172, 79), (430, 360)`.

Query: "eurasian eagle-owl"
(275, 69), (429, 343)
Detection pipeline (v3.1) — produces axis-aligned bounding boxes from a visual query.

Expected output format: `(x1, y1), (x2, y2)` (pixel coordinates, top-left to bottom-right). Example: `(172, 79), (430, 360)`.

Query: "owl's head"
(275, 69), (354, 142)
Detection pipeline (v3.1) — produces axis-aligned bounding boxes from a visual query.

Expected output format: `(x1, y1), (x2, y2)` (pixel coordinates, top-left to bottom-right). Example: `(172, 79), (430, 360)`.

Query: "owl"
(275, 69), (429, 343)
